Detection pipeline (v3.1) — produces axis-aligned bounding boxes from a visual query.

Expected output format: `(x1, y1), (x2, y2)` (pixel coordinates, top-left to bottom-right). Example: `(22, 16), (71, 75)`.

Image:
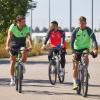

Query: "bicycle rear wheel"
(81, 68), (88, 97)
(48, 60), (57, 85)
(18, 64), (23, 93)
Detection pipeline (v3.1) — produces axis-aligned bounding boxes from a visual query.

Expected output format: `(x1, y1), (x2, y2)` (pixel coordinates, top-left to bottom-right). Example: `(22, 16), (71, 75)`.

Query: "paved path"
(0, 55), (100, 100)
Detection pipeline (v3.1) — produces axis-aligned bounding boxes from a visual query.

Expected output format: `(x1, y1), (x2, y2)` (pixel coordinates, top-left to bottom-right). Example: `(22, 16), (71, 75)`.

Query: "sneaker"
(10, 78), (15, 86)
(73, 83), (78, 90)
(60, 68), (65, 77)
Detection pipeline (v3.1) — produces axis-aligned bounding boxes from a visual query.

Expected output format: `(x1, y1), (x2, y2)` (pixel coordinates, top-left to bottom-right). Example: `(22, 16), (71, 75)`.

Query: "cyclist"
(71, 16), (98, 90)
(42, 21), (66, 76)
(5, 15), (32, 86)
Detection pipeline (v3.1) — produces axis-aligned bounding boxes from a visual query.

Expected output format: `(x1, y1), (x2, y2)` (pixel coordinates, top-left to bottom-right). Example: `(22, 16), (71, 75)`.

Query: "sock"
(73, 78), (77, 85)
(11, 75), (14, 81)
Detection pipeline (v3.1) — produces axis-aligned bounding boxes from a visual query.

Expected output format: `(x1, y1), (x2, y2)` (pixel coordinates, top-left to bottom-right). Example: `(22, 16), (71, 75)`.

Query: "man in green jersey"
(6, 15), (32, 86)
(71, 16), (98, 90)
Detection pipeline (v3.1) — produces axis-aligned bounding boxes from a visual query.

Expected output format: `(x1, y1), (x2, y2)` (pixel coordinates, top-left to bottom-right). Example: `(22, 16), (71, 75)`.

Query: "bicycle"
(11, 48), (29, 93)
(76, 50), (95, 97)
(48, 45), (65, 85)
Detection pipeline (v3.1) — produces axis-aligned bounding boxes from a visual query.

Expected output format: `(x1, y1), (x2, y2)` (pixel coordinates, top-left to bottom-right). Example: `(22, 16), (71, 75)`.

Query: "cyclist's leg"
(48, 49), (54, 61)
(60, 48), (66, 76)
(20, 47), (27, 73)
(10, 56), (16, 76)
(72, 53), (81, 89)
(21, 49), (27, 62)
(9, 49), (17, 85)
(83, 50), (89, 66)
(82, 50), (90, 79)
(60, 48), (66, 68)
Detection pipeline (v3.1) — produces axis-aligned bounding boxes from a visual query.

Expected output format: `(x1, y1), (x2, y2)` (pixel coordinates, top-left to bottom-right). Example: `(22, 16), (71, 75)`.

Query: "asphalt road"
(0, 55), (100, 100)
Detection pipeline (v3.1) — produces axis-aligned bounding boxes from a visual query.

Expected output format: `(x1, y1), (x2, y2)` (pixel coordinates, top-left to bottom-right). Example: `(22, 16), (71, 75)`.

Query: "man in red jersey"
(42, 21), (66, 76)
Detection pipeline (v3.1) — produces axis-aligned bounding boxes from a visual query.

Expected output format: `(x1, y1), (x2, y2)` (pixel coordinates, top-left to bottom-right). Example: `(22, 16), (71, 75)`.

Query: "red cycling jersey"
(44, 30), (66, 48)
(50, 31), (62, 47)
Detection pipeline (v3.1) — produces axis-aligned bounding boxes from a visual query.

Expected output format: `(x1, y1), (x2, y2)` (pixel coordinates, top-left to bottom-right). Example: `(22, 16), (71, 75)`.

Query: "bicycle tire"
(48, 60), (57, 85)
(76, 66), (82, 94)
(81, 68), (88, 97)
(58, 63), (65, 83)
(18, 64), (23, 93)
(15, 66), (18, 91)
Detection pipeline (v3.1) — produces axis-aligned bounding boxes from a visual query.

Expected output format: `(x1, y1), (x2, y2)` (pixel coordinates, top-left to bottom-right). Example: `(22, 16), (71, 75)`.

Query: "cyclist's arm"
(71, 30), (76, 53)
(44, 31), (50, 45)
(91, 32), (98, 50)
(27, 32), (32, 49)
(6, 31), (12, 48)
(61, 30), (65, 45)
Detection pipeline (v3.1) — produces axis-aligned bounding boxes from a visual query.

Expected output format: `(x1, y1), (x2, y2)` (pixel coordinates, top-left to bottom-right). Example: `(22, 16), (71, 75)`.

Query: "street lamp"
(91, 0), (94, 31)
(49, 0), (51, 28)
(69, 0), (72, 32)
(29, 1), (37, 33)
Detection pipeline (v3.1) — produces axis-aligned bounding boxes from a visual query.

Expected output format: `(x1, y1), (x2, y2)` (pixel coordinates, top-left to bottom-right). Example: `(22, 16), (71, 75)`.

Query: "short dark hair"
(16, 15), (25, 22)
(79, 16), (86, 22)
(51, 21), (58, 26)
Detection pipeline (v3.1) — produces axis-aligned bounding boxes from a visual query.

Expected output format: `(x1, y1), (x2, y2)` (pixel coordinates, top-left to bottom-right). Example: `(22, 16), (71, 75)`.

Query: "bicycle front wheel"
(18, 64), (23, 93)
(76, 70), (81, 95)
(81, 67), (89, 97)
(48, 60), (57, 85)
(15, 66), (18, 91)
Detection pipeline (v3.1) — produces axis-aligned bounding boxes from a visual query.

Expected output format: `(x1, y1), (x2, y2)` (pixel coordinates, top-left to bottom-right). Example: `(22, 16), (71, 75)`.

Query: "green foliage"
(0, 0), (36, 43)
(0, 32), (6, 44)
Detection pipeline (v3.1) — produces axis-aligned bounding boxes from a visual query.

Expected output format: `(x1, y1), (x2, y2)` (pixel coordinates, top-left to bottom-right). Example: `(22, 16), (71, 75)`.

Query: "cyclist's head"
(16, 15), (25, 27)
(79, 16), (87, 29)
(50, 21), (58, 30)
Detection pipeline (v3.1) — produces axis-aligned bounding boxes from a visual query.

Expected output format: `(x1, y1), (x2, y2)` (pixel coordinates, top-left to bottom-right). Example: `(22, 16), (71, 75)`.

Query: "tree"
(0, 0), (37, 44)
(41, 27), (48, 32)
(34, 26), (40, 33)
(63, 28), (69, 32)
(71, 27), (75, 32)
(0, 0), (36, 32)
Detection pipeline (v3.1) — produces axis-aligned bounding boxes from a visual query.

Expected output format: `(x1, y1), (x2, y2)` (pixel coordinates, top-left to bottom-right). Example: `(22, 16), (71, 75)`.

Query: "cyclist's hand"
(41, 44), (46, 50)
(28, 47), (32, 51)
(72, 53), (77, 58)
(61, 44), (64, 48)
(93, 49), (98, 55)
(5, 46), (10, 51)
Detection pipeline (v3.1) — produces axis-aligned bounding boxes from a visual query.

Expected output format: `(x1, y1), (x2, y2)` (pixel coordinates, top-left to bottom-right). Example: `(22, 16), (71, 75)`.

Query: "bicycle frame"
(52, 49), (61, 73)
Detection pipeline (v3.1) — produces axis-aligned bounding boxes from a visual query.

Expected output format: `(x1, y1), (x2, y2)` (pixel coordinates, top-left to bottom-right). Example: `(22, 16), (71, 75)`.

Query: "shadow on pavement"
(0, 60), (49, 65)
(23, 79), (50, 84)
(89, 84), (100, 87)
(26, 61), (49, 65)
(0, 60), (9, 64)
(87, 94), (100, 99)
(23, 84), (55, 88)
(26, 61), (72, 65)
(0, 78), (10, 86)
(0, 59), (72, 65)
(23, 90), (76, 96)
(23, 79), (55, 88)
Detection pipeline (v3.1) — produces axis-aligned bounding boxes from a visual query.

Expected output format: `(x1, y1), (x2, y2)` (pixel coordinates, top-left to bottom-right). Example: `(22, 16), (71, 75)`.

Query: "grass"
(0, 42), (100, 58)
(0, 42), (43, 58)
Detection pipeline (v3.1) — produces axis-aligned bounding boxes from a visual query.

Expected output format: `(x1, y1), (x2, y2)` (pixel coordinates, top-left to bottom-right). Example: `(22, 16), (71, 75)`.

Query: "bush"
(0, 42), (43, 58)
(0, 44), (9, 58)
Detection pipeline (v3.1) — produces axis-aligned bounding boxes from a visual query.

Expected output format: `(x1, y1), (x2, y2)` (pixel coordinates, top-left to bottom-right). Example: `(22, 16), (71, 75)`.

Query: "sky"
(26, 0), (100, 30)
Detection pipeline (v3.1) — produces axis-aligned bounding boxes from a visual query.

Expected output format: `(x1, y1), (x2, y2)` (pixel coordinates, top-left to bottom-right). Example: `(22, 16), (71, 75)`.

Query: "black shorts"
(9, 43), (26, 56)
(74, 48), (89, 61)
